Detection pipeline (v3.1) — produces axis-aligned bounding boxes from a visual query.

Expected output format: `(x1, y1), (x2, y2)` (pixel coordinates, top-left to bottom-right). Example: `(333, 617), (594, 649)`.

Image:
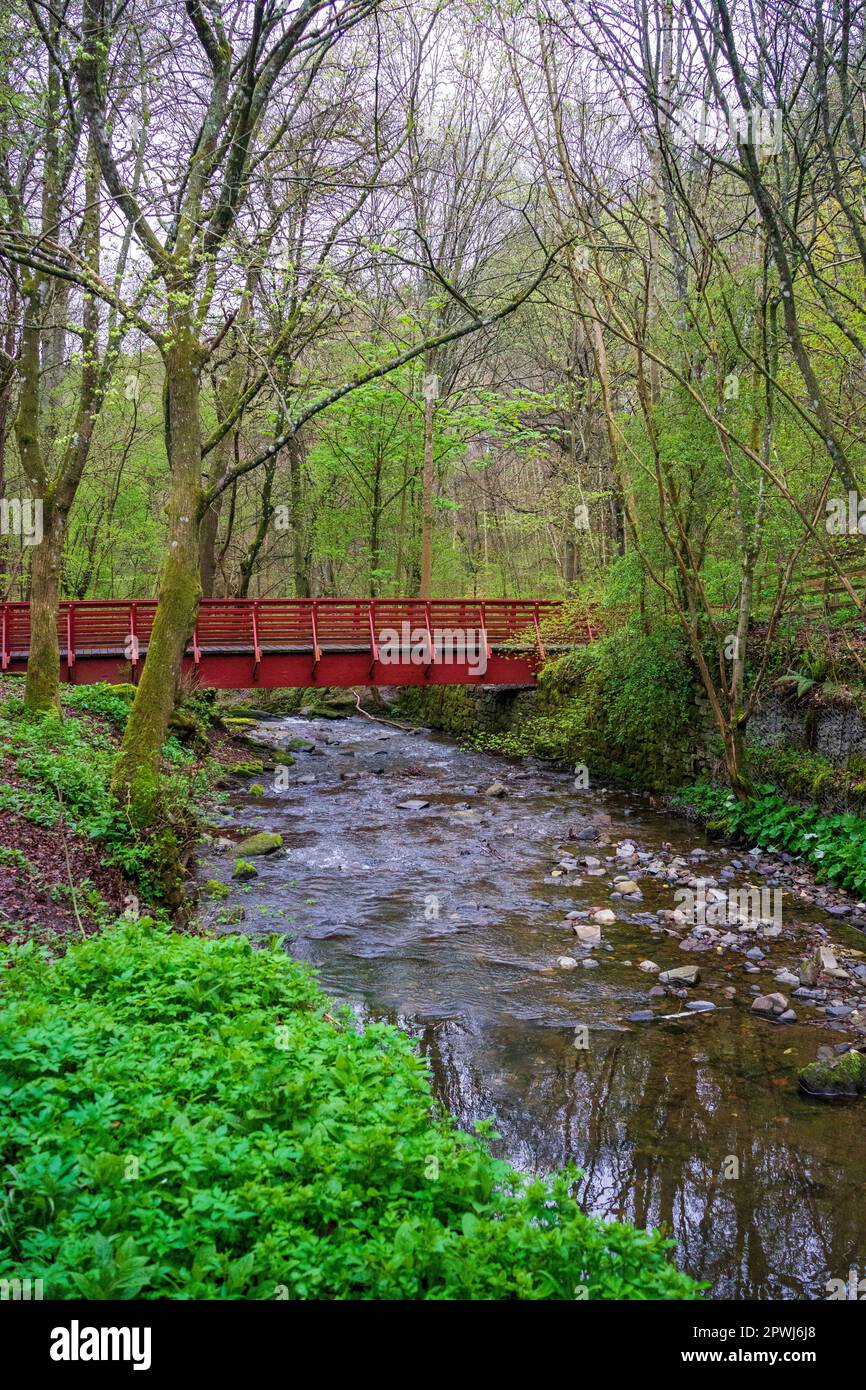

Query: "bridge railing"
(0, 597), (593, 671)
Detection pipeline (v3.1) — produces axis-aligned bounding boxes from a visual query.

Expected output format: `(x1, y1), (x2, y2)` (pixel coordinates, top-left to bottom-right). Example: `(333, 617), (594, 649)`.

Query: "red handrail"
(0, 597), (577, 666)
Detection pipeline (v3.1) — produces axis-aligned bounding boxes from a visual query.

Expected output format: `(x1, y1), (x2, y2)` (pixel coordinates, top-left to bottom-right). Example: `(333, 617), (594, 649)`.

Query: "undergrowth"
(0, 921), (703, 1301)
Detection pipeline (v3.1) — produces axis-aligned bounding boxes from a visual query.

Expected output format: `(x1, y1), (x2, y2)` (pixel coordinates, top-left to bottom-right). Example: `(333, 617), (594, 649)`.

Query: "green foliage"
(0, 700), (213, 901)
(530, 627), (697, 786)
(0, 846), (36, 883)
(673, 783), (866, 896)
(743, 742), (866, 811)
(204, 879), (231, 900)
(63, 683), (133, 725)
(0, 922), (702, 1301)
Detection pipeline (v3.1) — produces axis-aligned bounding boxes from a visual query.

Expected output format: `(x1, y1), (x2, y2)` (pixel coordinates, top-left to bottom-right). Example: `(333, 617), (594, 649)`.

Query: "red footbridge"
(0, 598), (594, 688)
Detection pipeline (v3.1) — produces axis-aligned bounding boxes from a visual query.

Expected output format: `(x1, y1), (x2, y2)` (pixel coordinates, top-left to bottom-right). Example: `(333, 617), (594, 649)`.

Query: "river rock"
(613, 879), (641, 896)
(638, 959), (660, 973)
(775, 969), (800, 988)
(591, 908), (616, 925)
(818, 946), (839, 972)
(232, 858), (258, 881)
(234, 831), (283, 856)
(485, 782), (507, 797)
(557, 956), (579, 970)
(799, 1049), (866, 1099)
(572, 922), (602, 946)
(397, 799), (430, 810)
(751, 992), (788, 1018)
(686, 1000), (716, 1012)
(659, 964), (700, 986)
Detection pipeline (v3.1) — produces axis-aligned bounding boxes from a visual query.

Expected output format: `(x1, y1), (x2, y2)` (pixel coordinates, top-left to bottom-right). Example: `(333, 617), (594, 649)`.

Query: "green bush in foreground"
(0, 923), (701, 1300)
(673, 782), (866, 896)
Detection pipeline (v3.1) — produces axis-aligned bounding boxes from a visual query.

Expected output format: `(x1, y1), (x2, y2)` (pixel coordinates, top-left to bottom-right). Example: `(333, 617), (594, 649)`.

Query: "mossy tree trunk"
(24, 496), (65, 712)
(15, 140), (105, 715)
(111, 330), (204, 825)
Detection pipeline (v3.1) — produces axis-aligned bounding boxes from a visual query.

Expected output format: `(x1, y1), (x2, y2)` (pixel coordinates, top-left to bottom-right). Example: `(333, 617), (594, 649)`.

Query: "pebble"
(826, 1004), (853, 1019)
(659, 964), (700, 985)
(752, 992), (789, 1018)
(572, 922), (602, 945)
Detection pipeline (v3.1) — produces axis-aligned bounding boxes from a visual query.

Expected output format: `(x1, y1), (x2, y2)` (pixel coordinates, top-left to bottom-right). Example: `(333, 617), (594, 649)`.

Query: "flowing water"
(199, 713), (866, 1300)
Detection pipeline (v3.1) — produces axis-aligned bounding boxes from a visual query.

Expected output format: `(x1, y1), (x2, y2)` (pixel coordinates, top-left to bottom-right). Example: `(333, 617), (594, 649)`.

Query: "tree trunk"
(111, 336), (203, 825)
(288, 434), (309, 598)
(369, 450), (382, 596)
(24, 498), (64, 712)
(419, 352), (436, 598)
(199, 496), (221, 598)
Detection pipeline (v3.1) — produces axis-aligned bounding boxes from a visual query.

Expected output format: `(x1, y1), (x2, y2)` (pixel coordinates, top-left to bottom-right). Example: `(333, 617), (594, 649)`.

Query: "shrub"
(0, 922), (702, 1301)
(530, 626), (697, 786)
(673, 782), (866, 896)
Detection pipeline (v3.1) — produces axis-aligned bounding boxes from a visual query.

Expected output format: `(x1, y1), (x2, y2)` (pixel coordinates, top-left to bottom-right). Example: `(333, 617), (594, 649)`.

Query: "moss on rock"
(798, 1049), (866, 1099)
(235, 831), (282, 856)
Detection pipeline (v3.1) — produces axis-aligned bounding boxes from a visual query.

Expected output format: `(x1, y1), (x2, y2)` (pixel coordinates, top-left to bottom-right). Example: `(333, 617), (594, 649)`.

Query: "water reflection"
(203, 714), (866, 1299)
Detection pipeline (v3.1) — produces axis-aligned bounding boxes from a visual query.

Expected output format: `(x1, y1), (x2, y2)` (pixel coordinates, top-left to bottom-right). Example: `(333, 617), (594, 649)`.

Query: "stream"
(199, 712), (866, 1300)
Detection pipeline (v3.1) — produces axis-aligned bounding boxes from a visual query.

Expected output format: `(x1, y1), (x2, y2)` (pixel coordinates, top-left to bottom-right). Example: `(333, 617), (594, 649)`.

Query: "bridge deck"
(0, 598), (586, 688)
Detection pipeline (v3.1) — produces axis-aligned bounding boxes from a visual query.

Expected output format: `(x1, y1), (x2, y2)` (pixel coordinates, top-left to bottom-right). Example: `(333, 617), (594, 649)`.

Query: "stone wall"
(749, 695), (866, 763)
(395, 679), (713, 790)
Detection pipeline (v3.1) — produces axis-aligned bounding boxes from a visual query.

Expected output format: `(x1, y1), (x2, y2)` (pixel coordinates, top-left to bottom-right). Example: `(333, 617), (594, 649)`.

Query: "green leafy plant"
(0, 922), (703, 1301)
(673, 782), (866, 896)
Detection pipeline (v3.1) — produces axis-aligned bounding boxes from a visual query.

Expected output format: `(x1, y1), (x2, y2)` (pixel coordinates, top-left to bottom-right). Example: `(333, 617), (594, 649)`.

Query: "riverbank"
(389, 640), (866, 915)
(0, 675), (248, 942)
(191, 708), (866, 1296)
(0, 677), (704, 1301)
